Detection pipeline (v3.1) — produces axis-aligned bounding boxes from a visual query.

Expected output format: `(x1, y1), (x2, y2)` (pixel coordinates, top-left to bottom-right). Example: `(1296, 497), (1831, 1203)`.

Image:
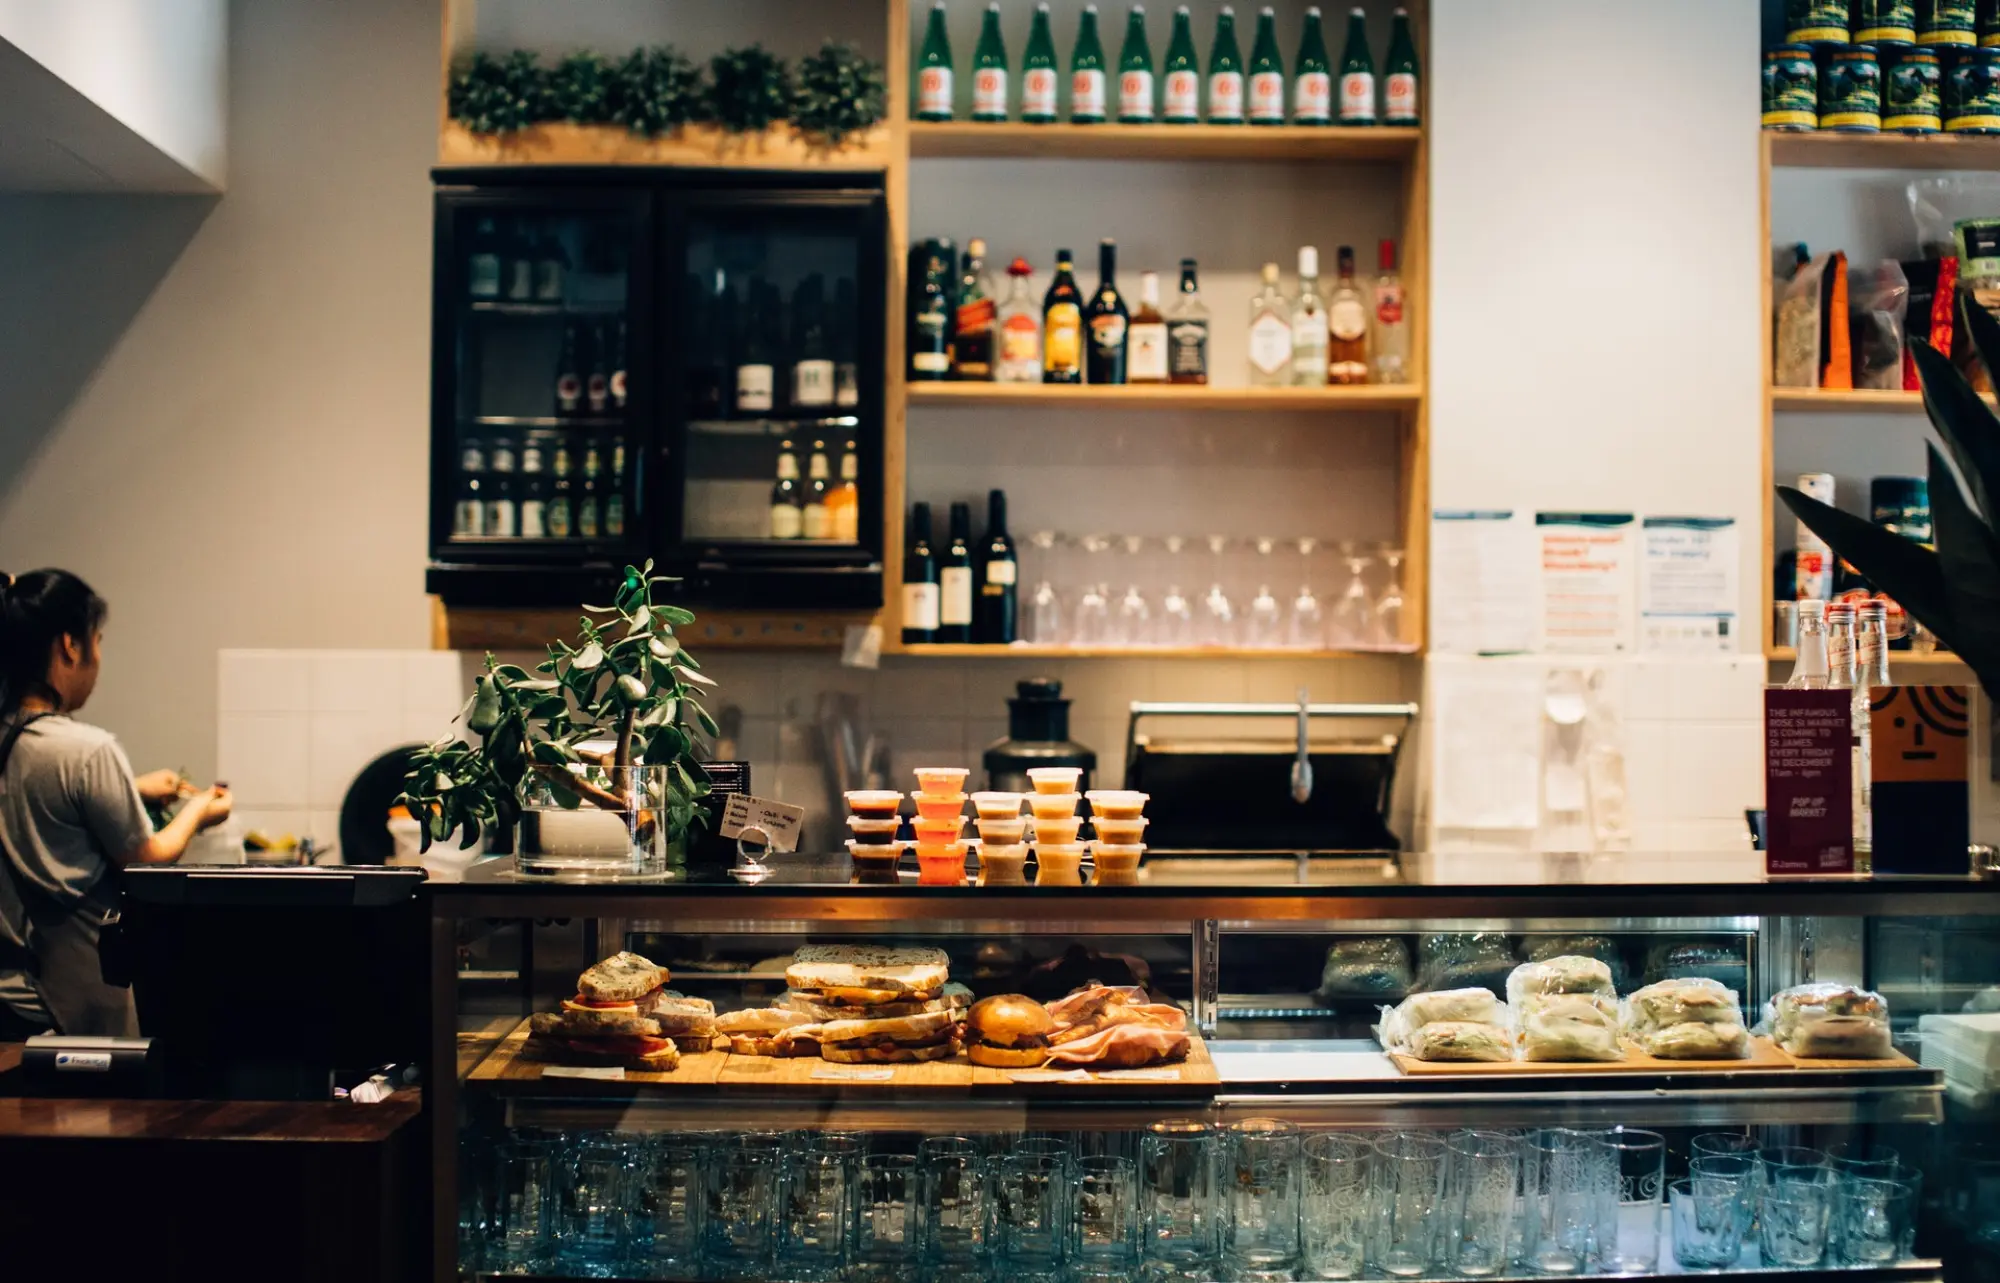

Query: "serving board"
(716, 1048), (975, 1090)
(470, 1021), (728, 1087)
(1390, 1036), (1793, 1076)
(1782, 1046), (1920, 1071)
(971, 1033), (1220, 1096)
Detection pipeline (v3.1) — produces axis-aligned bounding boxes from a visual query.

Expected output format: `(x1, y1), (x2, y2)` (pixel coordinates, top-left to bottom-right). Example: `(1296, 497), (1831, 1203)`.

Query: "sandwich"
(785, 945), (951, 1008)
(786, 980), (973, 1023)
(816, 1007), (962, 1064)
(963, 994), (1057, 1068)
(1042, 1022), (1189, 1070)
(651, 993), (720, 1052)
(527, 951), (683, 1070)
(563, 950), (671, 1015)
(715, 1007), (821, 1057)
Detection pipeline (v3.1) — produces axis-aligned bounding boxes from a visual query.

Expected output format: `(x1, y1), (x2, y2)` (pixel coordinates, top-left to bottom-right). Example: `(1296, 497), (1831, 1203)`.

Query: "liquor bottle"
(1071, 4), (1108, 123)
(1209, 6), (1245, 123)
(1384, 6), (1420, 124)
(467, 218), (502, 298)
(1855, 598), (1890, 870)
(608, 319), (629, 411)
(803, 440), (833, 539)
(486, 437), (519, 537)
(1826, 601), (1869, 866)
(1129, 270), (1170, 383)
(1163, 7), (1201, 123)
(902, 502), (941, 644)
(834, 277), (862, 407)
(1118, 5), (1155, 123)
(973, 3), (1009, 121)
(1371, 238), (1408, 384)
(533, 229), (566, 301)
(735, 282), (776, 414)
(1337, 6), (1376, 125)
(504, 220), (535, 300)
(604, 437), (627, 538)
(910, 239), (954, 380)
(771, 439), (804, 539)
(556, 322), (583, 416)
(1327, 245), (1370, 384)
(917, 1), (955, 121)
(976, 488), (1019, 644)
(996, 256), (1043, 382)
(1023, 4), (1060, 122)
(792, 276), (836, 408)
(1248, 7), (1286, 124)
(519, 439), (547, 538)
(586, 322), (610, 413)
(953, 238), (997, 380)
(1043, 247), (1085, 383)
(1293, 7), (1332, 124)
(939, 501), (976, 643)
(1247, 261), (1291, 386)
(455, 439), (487, 536)
(687, 275), (730, 419)
(1168, 258), (1210, 384)
(1085, 239), (1130, 384)
(1785, 599), (1830, 689)
(1291, 246), (1329, 386)
(547, 446), (574, 538)
(831, 440), (861, 542)
(577, 443), (602, 538)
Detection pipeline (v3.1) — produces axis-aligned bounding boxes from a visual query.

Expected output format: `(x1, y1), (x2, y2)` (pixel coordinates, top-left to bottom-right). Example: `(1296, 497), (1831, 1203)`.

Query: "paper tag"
(842, 624), (882, 670)
(811, 1066), (895, 1081)
(1007, 1068), (1092, 1083)
(542, 1065), (626, 1081)
(721, 794), (806, 852)
(1092, 1067), (1182, 1081)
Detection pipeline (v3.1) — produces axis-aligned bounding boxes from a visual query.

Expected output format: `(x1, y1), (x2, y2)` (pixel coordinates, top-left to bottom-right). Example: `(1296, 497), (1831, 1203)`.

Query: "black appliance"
(982, 678), (1097, 792)
(426, 167), (889, 610)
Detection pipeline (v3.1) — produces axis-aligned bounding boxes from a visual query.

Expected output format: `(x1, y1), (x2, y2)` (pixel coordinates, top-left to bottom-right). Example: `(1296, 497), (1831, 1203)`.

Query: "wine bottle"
(977, 489), (1019, 644)
(902, 502), (940, 643)
(939, 502), (976, 643)
(1085, 239), (1129, 385)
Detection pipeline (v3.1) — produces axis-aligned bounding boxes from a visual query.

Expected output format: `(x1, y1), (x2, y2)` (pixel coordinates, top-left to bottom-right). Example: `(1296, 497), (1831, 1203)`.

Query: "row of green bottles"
(918, 3), (1420, 127)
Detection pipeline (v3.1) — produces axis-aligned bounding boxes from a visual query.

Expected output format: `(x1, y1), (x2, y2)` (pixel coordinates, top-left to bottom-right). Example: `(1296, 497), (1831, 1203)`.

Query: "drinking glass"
(708, 1132), (783, 1278)
(1329, 544), (1375, 648)
(1590, 1127), (1664, 1275)
(1372, 546), (1407, 648)
(1691, 1153), (1756, 1255)
(1071, 1156), (1141, 1283)
(1371, 1130), (1447, 1277)
(1760, 1165), (1835, 1267)
(1025, 530), (1064, 644)
(1447, 1130), (1521, 1277)
(1671, 1177), (1744, 1269)
(1835, 1175), (1920, 1264)
(1243, 537), (1285, 648)
(1140, 1118), (1219, 1281)
(1691, 1132), (1758, 1161)
(1222, 1118), (1301, 1281)
(1287, 537), (1325, 649)
(634, 1133), (706, 1277)
(919, 1135), (993, 1269)
(1828, 1141), (1903, 1182)
(1156, 535), (1196, 647)
(1073, 534), (1114, 646)
(995, 1147), (1068, 1275)
(486, 1138), (554, 1273)
(784, 1134), (859, 1280)
(852, 1153), (919, 1283)
(1198, 534), (1237, 647)
(1300, 1132), (1371, 1280)
(558, 1135), (633, 1276)
(1520, 1128), (1597, 1275)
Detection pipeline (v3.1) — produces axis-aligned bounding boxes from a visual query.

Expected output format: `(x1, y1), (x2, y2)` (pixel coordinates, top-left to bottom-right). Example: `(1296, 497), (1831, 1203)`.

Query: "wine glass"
(1243, 537), (1285, 649)
(1025, 530), (1064, 644)
(1329, 542), (1376, 649)
(1157, 535), (1196, 647)
(1288, 536), (1325, 649)
(1372, 546), (1407, 649)
(1198, 534), (1236, 647)
(1072, 534), (1113, 646)
(1113, 534), (1153, 646)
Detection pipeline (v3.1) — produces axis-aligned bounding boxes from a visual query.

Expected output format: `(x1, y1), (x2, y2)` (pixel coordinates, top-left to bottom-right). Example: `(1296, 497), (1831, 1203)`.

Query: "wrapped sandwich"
(1406, 1020), (1514, 1062)
(1507, 956), (1616, 1007)
(1768, 983), (1893, 1059)
(1313, 936), (1413, 1002)
(1622, 978), (1749, 1060)
(1377, 987), (1512, 1062)
(1518, 993), (1622, 1062)
(1416, 932), (1517, 995)
(1526, 935), (1628, 992)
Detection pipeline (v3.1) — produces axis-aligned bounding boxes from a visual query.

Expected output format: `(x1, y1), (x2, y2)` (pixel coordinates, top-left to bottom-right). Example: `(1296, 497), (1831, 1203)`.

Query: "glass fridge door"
(433, 189), (652, 562)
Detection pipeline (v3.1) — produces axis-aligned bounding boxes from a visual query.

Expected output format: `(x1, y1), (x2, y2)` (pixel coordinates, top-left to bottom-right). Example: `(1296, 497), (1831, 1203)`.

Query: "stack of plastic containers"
(841, 790), (907, 884)
(969, 791), (1029, 885)
(911, 767), (969, 885)
(1085, 789), (1150, 886)
(1026, 767), (1086, 886)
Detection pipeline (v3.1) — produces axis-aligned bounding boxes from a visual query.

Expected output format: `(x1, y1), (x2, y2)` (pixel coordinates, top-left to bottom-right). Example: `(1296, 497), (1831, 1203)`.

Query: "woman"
(0, 569), (231, 1038)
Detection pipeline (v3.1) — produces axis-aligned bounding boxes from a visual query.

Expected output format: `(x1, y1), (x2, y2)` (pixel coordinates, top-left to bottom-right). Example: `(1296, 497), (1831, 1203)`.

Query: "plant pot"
(514, 763), (678, 880)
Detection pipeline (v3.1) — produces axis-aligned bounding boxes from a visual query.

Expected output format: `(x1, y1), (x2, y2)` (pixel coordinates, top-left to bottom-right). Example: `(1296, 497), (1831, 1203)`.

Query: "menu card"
(1764, 689), (1853, 874)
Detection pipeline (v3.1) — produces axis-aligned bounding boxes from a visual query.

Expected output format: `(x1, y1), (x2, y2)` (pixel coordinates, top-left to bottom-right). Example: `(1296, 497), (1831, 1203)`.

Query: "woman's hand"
(190, 785), (233, 831)
(135, 769), (190, 804)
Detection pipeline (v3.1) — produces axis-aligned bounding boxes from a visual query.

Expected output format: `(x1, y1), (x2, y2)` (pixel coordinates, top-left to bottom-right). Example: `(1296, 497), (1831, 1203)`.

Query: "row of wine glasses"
(1018, 534), (1410, 650)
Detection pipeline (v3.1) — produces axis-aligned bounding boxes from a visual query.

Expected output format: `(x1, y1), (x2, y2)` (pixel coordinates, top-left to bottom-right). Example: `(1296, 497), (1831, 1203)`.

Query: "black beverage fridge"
(426, 168), (888, 610)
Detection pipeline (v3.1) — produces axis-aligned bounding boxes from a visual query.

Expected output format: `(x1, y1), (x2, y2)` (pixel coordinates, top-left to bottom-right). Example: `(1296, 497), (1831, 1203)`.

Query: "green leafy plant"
(400, 563), (716, 853)
(448, 50), (551, 134)
(547, 50), (617, 125)
(614, 46), (706, 136)
(706, 45), (792, 133)
(1779, 297), (2000, 701)
(792, 42), (886, 145)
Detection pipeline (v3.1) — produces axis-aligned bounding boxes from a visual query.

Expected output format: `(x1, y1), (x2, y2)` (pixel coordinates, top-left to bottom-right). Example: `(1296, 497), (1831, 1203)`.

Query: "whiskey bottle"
(1129, 270), (1170, 383)
(954, 238), (997, 380)
(1043, 248), (1085, 383)
(1327, 245), (1370, 384)
(1168, 258), (1210, 384)
(910, 240), (954, 381)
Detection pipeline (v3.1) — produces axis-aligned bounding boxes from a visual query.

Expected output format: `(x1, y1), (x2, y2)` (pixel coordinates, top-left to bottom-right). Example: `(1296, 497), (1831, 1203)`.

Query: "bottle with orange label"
(997, 257), (1043, 382)
(1043, 248), (1085, 384)
(917, 2), (955, 122)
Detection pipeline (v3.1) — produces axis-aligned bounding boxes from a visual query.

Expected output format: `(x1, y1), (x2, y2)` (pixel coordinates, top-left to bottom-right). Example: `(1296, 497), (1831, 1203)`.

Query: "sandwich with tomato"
(527, 951), (686, 1070)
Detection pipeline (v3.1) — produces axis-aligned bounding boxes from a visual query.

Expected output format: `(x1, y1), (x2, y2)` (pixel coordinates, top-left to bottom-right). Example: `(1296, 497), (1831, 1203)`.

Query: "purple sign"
(1765, 688), (1854, 875)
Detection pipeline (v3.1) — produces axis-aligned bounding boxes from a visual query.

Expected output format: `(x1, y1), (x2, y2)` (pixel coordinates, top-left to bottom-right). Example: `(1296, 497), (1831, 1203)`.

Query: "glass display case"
(430, 856), (2000, 1282)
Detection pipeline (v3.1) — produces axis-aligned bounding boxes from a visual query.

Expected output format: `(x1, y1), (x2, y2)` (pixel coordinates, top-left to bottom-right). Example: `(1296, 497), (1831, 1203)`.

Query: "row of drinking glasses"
(461, 1124), (1922, 1281)
(1019, 534), (1410, 650)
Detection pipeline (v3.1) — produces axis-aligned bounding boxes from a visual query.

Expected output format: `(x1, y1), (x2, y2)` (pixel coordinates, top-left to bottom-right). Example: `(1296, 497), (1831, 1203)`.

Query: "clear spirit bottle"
(1371, 238), (1409, 384)
(1247, 261), (1292, 386)
(1290, 245), (1329, 386)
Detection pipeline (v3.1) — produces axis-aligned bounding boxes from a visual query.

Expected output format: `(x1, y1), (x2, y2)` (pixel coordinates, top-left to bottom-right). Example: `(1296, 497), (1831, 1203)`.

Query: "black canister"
(1821, 47), (1884, 130)
(981, 678), (1097, 793)
(1921, 0), (1979, 45)
(1858, 0), (1919, 46)
(1887, 48), (1944, 130)
(1765, 45), (1821, 129)
(1950, 46), (2000, 128)
(1787, 0), (1851, 45)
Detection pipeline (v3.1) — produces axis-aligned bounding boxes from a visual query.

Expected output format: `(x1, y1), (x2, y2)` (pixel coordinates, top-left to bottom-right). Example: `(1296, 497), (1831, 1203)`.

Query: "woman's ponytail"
(0, 569), (107, 715)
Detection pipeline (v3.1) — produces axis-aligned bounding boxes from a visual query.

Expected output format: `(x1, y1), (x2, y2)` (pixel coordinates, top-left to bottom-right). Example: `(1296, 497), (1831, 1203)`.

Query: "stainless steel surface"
(1290, 688), (1314, 804)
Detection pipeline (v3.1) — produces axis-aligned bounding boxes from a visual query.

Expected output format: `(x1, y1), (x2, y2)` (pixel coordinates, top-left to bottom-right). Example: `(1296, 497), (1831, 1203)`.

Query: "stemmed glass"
(1288, 537), (1325, 649)
(1244, 537), (1285, 649)
(1157, 535), (1196, 648)
(1329, 542), (1376, 649)
(1113, 534), (1152, 647)
(1025, 530), (1063, 644)
(1372, 546), (1407, 649)
(1073, 534), (1113, 646)
(1198, 534), (1236, 647)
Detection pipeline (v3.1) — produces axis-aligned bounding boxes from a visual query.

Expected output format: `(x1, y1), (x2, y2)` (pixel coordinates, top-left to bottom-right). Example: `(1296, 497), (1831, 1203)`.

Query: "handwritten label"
(721, 794), (806, 852)
(1765, 688), (1854, 874)
(542, 1065), (626, 1081)
(811, 1066), (895, 1081)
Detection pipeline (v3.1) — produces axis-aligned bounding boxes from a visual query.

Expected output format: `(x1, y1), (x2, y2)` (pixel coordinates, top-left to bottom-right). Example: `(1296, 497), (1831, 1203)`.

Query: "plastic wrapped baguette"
(1768, 982), (1893, 1059)
(1622, 978), (1749, 1060)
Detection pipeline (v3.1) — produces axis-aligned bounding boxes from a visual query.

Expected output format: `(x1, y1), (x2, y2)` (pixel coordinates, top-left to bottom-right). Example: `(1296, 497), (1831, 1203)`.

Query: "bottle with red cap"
(1371, 238), (1408, 385)
(995, 257), (1043, 382)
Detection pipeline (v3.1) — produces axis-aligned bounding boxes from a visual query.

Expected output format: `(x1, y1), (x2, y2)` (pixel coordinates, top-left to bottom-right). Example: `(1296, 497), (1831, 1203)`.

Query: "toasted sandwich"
(527, 951), (684, 1070)
(816, 1008), (961, 1064)
(715, 1007), (820, 1057)
(786, 981), (972, 1023)
(785, 945), (951, 1007)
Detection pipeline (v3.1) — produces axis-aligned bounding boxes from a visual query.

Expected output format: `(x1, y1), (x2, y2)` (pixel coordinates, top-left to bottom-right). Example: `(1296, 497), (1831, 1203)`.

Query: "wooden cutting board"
(471, 1020), (729, 1086)
(1780, 1045), (1920, 1071)
(971, 1034), (1221, 1095)
(1390, 1035), (1793, 1075)
(717, 1048), (974, 1090)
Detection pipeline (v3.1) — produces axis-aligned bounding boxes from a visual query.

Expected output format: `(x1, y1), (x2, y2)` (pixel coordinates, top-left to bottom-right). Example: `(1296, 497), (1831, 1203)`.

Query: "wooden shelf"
(1767, 129), (2000, 171)
(439, 121), (893, 171)
(906, 383), (1422, 411)
(1771, 387), (1927, 414)
(909, 121), (1421, 162)
(896, 644), (1421, 660)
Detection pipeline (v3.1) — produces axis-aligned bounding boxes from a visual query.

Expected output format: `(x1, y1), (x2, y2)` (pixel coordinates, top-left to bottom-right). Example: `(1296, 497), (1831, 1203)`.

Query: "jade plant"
(400, 563), (715, 852)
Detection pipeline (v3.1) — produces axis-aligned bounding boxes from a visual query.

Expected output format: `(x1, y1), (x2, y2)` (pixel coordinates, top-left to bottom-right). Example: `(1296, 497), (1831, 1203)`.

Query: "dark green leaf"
(494, 663), (533, 683)
(694, 704), (720, 738)
(1779, 486), (1956, 639)
(530, 740), (573, 766)
(647, 724), (689, 762)
(459, 814), (483, 850)
(1912, 337), (2000, 527)
(658, 605), (698, 626)
(1928, 444), (2000, 692)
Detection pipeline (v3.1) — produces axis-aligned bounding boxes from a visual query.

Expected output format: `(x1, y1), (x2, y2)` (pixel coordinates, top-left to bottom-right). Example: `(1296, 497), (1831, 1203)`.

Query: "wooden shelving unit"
(1768, 130), (2000, 171)
(906, 382), (1422, 411)
(437, 120), (894, 171)
(909, 121), (1420, 162)
(900, 643), (1420, 660)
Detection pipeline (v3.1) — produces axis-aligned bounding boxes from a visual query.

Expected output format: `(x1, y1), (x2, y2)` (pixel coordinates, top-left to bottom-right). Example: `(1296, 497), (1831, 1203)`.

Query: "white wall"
(0, 0), (227, 189)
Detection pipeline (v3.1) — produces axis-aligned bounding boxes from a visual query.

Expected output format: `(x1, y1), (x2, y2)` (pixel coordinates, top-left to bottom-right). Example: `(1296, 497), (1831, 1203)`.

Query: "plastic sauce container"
(977, 815), (1030, 844)
(1034, 842), (1086, 886)
(1090, 815), (1149, 844)
(969, 791), (1026, 819)
(913, 792), (969, 821)
(1090, 842), (1145, 874)
(843, 790), (904, 819)
(847, 816), (905, 846)
(1026, 766), (1083, 795)
(845, 838), (905, 866)
(913, 815), (968, 842)
(916, 842), (968, 885)
(978, 844), (1029, 885)
(1031, 815), (1084, 845)
(913, 766), (970, 794)
(1085, 790), (1149, 821)
(1027, 792), (1082, 820)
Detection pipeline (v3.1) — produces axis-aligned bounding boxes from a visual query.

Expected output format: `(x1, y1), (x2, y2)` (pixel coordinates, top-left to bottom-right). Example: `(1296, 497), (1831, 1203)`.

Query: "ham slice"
(1041, 1022), (1190, 1069)
(1047, 985), (1148, 1022)
(1046, 987), (1189, 1044)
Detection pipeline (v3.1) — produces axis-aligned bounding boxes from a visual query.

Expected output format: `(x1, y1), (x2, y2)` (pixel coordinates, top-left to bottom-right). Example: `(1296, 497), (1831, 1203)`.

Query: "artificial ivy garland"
(614, 46), (705, 136)
(792, 42), (887, 144)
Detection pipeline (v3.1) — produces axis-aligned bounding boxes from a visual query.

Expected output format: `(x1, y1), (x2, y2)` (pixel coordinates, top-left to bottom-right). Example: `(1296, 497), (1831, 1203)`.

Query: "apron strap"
(0, 713), (60, 974)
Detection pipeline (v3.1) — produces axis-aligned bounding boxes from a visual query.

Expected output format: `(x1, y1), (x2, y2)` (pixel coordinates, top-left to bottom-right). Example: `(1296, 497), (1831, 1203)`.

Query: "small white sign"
(1091, 1067), (1182, 1081)
(721, 794), (807, 852)
(542, 1065), (626, 1081)
(1006, 1068), (1092, 1083)
(841, 624), (883, 670)
(811, 1066), (895, 1081)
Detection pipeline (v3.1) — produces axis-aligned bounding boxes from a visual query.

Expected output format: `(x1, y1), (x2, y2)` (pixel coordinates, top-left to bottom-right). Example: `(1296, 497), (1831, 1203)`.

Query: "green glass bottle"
(1293, 6), (1332, 124)
(1248, 6), (1285, 124)
(916, 1), (954, 121)
(972, 2), (1009, 121)
(1071, 4), (1108, 123)
(1022, 2), (1060, 122)
(1208, 5), (1245, 122)
(1384, 6), (1420, 124)
(1118, 6), (1156, 122)
(1162, 6), (1201, 122)
(1336, 5), (1375, 124)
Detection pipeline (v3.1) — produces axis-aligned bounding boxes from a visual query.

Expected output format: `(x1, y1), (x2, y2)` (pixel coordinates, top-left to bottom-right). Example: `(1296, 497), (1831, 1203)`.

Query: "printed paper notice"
(1429, 661), (1542, 830)
(1640, 517), (1740, 654)
(1538, 513), (1636, 653)
(1431, 510), (1536, 654)
(1764, 688), (1854, 875)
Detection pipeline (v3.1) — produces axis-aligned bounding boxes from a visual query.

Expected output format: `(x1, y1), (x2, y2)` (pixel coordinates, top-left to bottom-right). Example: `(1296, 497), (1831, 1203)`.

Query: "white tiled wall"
(216, 650), (466, 849)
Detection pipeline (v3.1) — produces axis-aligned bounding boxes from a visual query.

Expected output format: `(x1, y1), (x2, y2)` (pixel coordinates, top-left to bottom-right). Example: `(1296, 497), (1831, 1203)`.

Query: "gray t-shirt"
(0, 713), (153, 1024)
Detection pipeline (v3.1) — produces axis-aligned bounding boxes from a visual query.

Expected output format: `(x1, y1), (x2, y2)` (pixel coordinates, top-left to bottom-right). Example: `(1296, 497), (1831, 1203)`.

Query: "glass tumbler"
(1835, 1175), (1919, 1264)
(486, 1138), (555, 1273)
(1760, 1165), (1835, 1268)
(1671, 1177), (1744, 1268)
(1447, 1130), (1521, 1277)
(1300, 1132), (1371, 1280)
(995, 1147), (1069, 1276)
(1222, 1118), (1302, 1281)
(1690, 1153), (1756, 1256)
(784, 1134), (860, 1280)
(634, 1134), (706, 1276)
(1371, 1130), (1447, 1277)
(1071, 1156), (1141, 1283)
(708, 1132), (784, 1278)
(919, 1136), (993, 1270)
(1140, 1119), (1220, 1281)
(558, 1135), (633, 1276)
(1590, 1127), (1664, 1275)
(1520, 1128), (1597, 1275)
(852, 1153), (919, 1283)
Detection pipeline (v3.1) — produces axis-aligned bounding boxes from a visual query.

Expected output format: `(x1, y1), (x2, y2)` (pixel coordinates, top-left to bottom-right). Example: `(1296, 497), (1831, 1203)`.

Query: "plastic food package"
(1394, 986), (1503, 1030)
(1416, 933), (1518, 995)
(1525, 935), (1627, 992)
(1642, 940), (1750, 994)
(1641, 1020), (1750, 1060)
(1376, 989), (1513, 1063)
(1768, 983), (1894, 1059)
(1624, 978), (1743, 1035)
(1519, 994), (1623, 1063)
(1314, 936), (1413, 1003)
(1506, 956), (1616, 1012)
(1406, 1020), (1514, 1063)
(1851, 258), (1909, 390)
(1775, 252), (1831, 388)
